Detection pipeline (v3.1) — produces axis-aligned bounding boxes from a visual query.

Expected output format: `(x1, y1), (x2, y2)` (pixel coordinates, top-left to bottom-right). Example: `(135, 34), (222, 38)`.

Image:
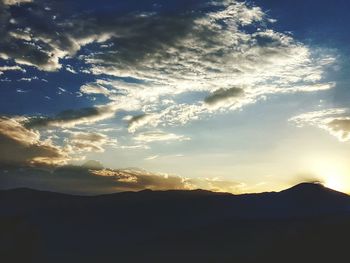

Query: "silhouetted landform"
(1, 183), (350, 263)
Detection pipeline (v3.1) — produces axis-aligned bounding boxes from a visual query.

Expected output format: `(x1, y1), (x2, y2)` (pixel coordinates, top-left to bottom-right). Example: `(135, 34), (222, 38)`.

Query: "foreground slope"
(1, 183), (350, 263)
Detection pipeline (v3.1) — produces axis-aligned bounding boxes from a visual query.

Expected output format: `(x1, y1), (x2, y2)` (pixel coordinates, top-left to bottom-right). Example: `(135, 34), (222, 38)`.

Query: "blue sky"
(0, 0), (350, 194)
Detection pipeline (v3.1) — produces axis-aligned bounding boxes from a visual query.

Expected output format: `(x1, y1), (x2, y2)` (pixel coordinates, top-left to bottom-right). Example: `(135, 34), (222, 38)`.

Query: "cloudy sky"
(1, 0), (350, 194)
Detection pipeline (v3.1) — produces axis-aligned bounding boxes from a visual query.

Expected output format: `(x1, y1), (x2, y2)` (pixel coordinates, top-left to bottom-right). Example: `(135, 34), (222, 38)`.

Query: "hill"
(1, 183), (350, 263)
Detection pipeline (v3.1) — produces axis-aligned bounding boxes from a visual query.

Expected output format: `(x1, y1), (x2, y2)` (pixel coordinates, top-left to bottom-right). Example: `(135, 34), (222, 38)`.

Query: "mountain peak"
(280, 182), (349, 201)
(287, 182), (325, 191)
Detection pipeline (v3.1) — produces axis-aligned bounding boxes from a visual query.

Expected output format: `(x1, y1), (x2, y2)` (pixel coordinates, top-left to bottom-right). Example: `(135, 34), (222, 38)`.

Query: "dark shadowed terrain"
(1, 183), (350, 263)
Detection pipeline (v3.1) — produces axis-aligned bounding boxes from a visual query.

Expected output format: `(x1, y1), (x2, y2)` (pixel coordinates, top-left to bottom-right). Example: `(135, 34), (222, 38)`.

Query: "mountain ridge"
(1, 182), (350, 263)
(1, 182), (348, 198)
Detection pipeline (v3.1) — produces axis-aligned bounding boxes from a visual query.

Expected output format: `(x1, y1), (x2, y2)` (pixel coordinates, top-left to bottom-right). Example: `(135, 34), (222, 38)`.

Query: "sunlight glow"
(324, 176), (344, 193)
(308, 156), (348, 193)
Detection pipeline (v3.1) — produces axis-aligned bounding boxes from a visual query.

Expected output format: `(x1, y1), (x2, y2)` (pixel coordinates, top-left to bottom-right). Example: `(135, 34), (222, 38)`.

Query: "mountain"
(1, 183), (350, 263)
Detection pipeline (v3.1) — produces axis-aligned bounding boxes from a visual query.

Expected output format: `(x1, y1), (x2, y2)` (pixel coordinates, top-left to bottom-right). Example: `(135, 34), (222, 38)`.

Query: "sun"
(319, 168), (347, 193)
(307, 156), (349, 193)
(324, 176), (344, 192)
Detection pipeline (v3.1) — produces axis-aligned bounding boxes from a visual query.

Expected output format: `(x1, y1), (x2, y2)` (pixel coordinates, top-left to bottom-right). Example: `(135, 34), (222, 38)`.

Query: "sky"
(0, 0), (350, 195)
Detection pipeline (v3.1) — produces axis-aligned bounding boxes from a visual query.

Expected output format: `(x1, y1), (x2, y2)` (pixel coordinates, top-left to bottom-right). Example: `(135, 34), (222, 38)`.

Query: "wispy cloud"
(290, 108), (350, 142)
(134, 131), (190, 143)
(72, 1), (335, 133)
(144, 155), (159, 161)
(66, 131), (117, 153)
(0, 65), (26, 75)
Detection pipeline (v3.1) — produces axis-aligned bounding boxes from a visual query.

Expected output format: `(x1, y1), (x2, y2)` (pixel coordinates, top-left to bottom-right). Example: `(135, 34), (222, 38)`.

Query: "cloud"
(119, 144), (150, 150)
(18, 76), (39, 82)
(289, 108), (350, 142)
(0, 164), (243, 195)
(275, 82), (336, 94)
(74, 1), (334, 132)
(328, 119), (350, 139)
(81, 160), (104, 170)
(65, 65), (77, 74)
(145, 155), (159, 161)
(134, 131), (190, 143)
(0, 0), (210, 71)
(80, 82), (113, 96)
(25, 105), (118, 128)
(126, 114), (153, 133)
(67, 131), (117, 152)
(204, 87), (244, 105)
(0, 65), (26, 75)
(0, 0), (111, 71)
(0, 0), (337, 139)
(0, 117), (69, 166)
(2, 0), (32, 5)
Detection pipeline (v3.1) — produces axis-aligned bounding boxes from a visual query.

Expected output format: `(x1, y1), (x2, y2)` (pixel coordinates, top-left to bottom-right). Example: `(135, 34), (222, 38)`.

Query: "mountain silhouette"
(1, 183), (350, 263)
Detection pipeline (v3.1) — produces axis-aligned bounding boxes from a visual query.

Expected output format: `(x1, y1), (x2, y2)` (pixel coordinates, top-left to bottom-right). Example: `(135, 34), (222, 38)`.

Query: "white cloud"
(80, 2), (336, 133)
(18, 76), (39, 82)
(290, 108), (350, 142)
(80, 82), (112, 96)
(65, 65), (77, 74)
(144, 155), (159, 161)
(0, 65), (26, 75)
(0, 0), (337, 147)
(134, 131), (190, 143)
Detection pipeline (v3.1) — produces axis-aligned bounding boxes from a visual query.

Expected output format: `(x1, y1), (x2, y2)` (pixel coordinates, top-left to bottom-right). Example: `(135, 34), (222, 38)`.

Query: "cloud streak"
(204, 87), (244, 105)
(25, 105), (118, 128)
(134, 131), (190, 143)
(0, 65), (26, 75)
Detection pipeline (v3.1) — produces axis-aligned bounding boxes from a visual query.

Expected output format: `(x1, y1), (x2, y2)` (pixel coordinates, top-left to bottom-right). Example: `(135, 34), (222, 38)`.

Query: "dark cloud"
(0, 0), (71, 70)
(1, 0), (335, 146)
(127, 114), (150, 132)
(83, 14), (197, 69)
(0, 162), (242, 195)
(128, 114), (149, 125)
(288, 173), (325, 186)
(82, 160), (104, 169)
(0, 165), (188, 195)
(327, 118), (350, 140)
(24, 105), (117, 128)
(0, 0), (210, 71)
(204, 87), (244, 105)
(328, 119), (350, 132)
(0, 117), (68, 166)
